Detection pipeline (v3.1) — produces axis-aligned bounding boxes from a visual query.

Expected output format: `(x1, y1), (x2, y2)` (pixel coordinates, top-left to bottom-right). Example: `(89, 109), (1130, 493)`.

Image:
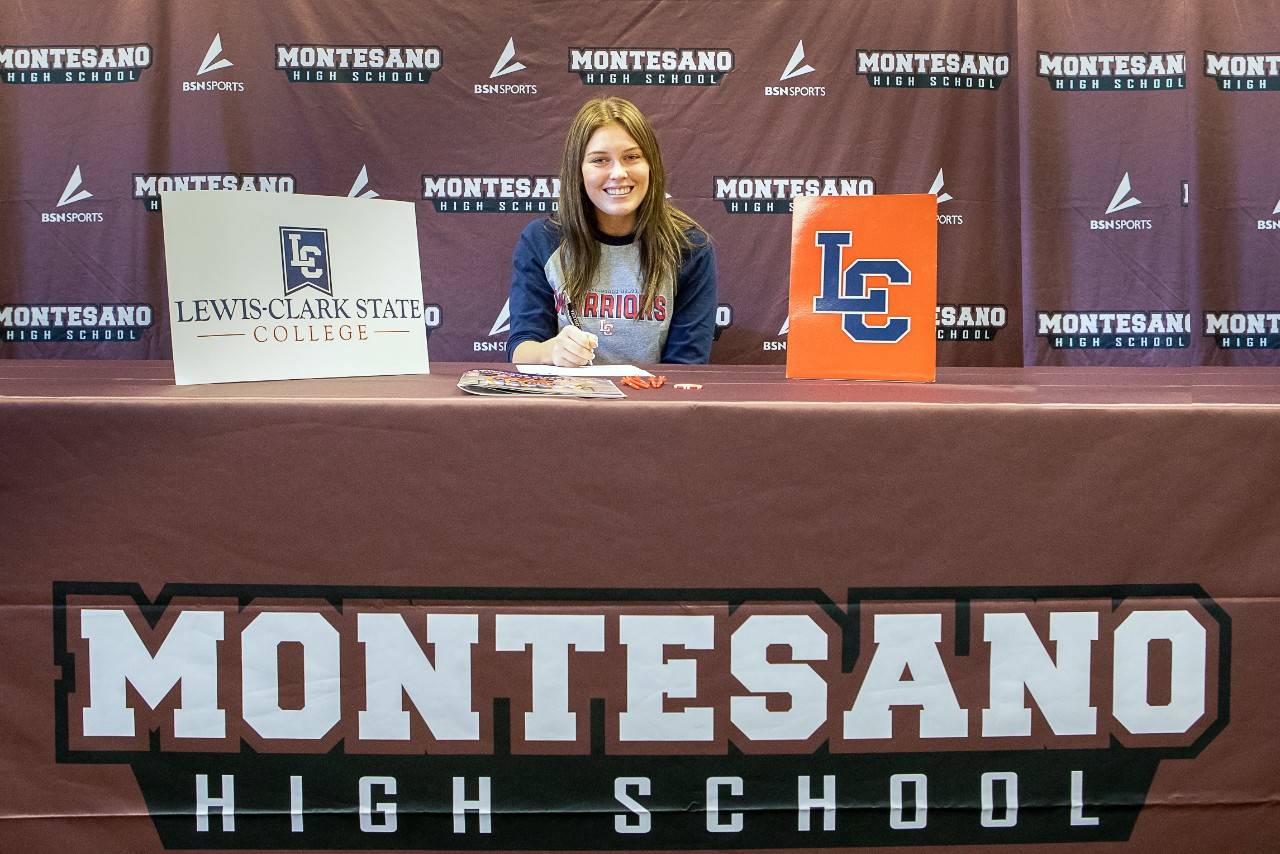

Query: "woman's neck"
(594, 210), (636, 238)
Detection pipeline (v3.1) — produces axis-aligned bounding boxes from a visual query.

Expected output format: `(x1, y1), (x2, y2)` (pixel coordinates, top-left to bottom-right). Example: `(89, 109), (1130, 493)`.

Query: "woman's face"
(580, 121), (650, 236)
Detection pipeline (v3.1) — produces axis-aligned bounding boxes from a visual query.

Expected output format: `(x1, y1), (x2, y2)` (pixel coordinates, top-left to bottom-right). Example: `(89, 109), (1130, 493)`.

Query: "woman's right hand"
(548, 325), (599, 367)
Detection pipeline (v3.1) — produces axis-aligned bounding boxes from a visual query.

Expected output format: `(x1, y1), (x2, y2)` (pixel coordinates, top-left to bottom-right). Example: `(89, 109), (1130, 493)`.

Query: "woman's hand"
(548, 325), (599, 367)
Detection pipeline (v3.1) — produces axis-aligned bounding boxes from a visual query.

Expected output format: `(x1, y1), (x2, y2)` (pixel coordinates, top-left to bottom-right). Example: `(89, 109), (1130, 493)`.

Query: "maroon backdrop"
(1, 0), (1277, 365)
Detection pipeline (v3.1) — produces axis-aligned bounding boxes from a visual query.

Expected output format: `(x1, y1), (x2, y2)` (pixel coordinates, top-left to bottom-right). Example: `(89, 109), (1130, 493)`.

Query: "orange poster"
(787, 194), (937, 381)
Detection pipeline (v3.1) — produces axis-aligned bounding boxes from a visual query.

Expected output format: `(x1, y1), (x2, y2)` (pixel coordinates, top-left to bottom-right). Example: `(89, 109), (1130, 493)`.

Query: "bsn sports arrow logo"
(197, 34), (234, 76)
(57, 165), (93, 207)
(490, 299), (511, 336)
(348, 165), (379, 199)
(1105, 172), (1141, 214)
(779, 41), (814, 81)
(929, 169), (952, 204)
(490, 38), (526, 78)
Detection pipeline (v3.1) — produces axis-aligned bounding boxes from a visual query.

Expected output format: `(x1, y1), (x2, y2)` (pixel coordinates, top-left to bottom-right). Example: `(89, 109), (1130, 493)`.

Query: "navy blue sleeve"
(506, 219), (560, 361)
(661, 233), (718, 364)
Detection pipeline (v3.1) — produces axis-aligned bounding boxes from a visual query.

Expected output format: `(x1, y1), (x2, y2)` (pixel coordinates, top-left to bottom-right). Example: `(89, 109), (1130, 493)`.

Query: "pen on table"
(565, 301), (595, 366)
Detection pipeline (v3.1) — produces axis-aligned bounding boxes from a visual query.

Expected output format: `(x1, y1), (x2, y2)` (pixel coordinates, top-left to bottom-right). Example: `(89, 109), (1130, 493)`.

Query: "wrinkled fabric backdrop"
(2, 0), (1277, 367)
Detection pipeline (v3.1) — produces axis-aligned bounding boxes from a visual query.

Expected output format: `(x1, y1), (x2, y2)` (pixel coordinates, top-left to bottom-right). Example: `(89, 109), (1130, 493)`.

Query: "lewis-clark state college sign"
(54, 582), (1229, 850)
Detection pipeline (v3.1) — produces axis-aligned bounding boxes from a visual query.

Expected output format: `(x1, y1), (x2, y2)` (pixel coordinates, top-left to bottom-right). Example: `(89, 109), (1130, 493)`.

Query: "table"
(1, 362), (1277, 853)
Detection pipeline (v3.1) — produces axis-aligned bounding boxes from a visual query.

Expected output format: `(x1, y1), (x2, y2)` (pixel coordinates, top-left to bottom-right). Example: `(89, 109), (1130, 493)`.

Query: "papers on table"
(515, 364), (652, 377)
(458, 369), (623, 399)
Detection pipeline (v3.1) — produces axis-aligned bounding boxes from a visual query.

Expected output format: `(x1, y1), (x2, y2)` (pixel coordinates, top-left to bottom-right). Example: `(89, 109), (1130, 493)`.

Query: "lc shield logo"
(787, 194), (936, 381)
(280, 227), (332, 296)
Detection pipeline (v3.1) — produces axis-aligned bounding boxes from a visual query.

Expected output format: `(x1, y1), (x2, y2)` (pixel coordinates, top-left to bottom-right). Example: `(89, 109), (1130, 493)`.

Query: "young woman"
(507, 97), (717, 366)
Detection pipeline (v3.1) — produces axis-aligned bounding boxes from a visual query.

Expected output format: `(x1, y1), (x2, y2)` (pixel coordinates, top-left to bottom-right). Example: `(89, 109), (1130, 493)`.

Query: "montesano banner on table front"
(53, 582), (1226, 850)
(787, 194), (938, 381)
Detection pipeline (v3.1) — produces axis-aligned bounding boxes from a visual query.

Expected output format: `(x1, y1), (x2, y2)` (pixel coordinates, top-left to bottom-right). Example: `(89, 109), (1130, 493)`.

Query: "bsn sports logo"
(276, 43), (441, 84)
(133, 172), (296, 211)
(1259, 198), (1280, 230)
(569, 47), (733, 86)
(814, 231), (911, 344)
(1, 303), (153, 342)
(1091, 173), (1153, 231)
(423, 175), (560, 213)
(1204, 51), (1280, 90)
(281, 228), (333, 297)
(182, 34), (245, 92)
(53, 581), (1228, 849)
(765, 41), (824, 97)
(856, 50), (1009, 89)
(41, 165), (104, 224)
(714, 176), (876, 214)
(937, 305), (1007, 341)
(1037, 312), (1190, 349)
(1204, 312), (1280, 349)
(0, 43), (150, 84)
(348, 165), (378, 199)
(1038, 51), (1186, 91)
(763, 317), (789, 351)
(475, 299), (510, 352)
(476, 37), (536, 95)
(929, 169), (964, 225)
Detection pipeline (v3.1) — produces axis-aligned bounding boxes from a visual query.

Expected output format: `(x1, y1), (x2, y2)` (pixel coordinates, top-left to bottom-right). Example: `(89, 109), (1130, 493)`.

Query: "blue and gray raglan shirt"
(507, 218), (717, 364)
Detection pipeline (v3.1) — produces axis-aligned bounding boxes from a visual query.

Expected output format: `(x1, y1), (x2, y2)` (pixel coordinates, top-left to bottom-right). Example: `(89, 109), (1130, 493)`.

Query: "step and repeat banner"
(1, 0), (1277, 366)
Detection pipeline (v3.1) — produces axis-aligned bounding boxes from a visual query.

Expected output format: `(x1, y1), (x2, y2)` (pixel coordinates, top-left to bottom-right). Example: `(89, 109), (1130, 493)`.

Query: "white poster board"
(162, 191), (429, 385)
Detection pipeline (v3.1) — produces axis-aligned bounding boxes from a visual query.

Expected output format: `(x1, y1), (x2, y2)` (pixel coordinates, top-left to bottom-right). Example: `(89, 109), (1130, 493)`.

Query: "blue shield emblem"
(280, 227), (333, 296)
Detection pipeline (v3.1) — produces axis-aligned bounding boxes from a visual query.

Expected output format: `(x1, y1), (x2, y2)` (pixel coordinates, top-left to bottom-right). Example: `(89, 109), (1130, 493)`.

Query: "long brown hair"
(553, 97), (704, 316)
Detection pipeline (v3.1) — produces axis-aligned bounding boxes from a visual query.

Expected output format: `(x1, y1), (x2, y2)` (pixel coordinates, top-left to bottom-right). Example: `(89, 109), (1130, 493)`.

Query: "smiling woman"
(507, 97), (717, 366)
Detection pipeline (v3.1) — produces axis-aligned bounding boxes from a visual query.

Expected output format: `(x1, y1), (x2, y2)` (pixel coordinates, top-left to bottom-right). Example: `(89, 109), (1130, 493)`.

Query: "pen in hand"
(565, 301), (597, 366)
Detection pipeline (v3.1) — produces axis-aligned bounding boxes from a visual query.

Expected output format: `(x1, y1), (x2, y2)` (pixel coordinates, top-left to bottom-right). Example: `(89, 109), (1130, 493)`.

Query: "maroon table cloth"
(1, 362), (1277, 852)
